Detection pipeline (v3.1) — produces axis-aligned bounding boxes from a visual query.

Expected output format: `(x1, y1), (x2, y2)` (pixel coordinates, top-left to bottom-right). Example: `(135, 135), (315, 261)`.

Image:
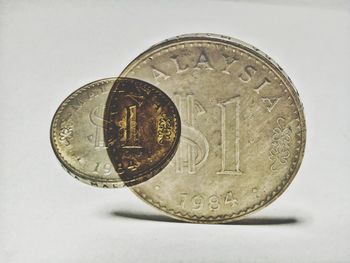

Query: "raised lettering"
(170, 55), (189, 73)
(262, 96), (281, 112)
(221, 54), (238, 75)
(194, 51), (214, 70)
(238, 65), (257, 82)
(254, 77), (271, 94)
(151, 66), (170, 84)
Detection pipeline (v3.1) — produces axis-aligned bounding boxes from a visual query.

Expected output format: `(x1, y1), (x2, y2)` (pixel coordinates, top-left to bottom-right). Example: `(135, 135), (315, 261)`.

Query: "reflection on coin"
(50, 78), (125, 188)
(121, 34), (306, 223)
(104, 78), (181, 186)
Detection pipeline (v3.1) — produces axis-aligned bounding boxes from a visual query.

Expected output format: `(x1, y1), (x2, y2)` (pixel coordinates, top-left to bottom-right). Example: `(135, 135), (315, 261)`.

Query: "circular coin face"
(103, 78), (181, 186)
(50, 78), (125, 187)
(120, 34), (306, 223)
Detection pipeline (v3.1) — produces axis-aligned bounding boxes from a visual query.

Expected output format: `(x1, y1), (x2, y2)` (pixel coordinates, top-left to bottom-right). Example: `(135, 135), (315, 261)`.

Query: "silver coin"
(120, 33), (306, 223)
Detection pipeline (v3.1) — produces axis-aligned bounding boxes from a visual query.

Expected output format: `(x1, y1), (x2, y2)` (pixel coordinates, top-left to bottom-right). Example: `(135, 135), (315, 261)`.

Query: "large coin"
(103, 78), (180, 186)
(50, 78), (124, 187)
(120, 34), (306, 223)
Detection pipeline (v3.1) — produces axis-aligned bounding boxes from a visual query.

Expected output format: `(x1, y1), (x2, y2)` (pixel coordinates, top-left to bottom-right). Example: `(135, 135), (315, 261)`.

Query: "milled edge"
(121, 33), (306, 223)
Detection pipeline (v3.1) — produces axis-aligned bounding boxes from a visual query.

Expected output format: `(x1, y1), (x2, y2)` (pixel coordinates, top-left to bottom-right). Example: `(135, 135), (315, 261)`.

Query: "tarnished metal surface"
(104, 78), (180, 186)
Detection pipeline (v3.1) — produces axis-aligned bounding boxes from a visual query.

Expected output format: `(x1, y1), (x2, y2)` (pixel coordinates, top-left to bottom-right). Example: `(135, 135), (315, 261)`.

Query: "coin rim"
(121, 33), (306, 223)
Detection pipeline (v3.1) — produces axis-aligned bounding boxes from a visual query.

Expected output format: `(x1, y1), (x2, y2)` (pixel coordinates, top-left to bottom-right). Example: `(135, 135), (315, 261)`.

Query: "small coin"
(103, 78), (181, 186)
(120, 34), (306, 223)
(51, 78), (180, 188)
(50, 78), (124, 187)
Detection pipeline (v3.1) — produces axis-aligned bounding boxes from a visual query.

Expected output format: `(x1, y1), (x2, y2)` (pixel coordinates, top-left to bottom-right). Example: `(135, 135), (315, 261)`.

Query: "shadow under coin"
(110, 210), (301, 225)
(110, 210), (181, 223)
(226, 217), (300, 225)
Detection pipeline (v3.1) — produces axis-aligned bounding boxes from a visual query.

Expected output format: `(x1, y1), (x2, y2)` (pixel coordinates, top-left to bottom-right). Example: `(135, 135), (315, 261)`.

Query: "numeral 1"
(216, 96), (242, 175)
(121, 105), (142, 149)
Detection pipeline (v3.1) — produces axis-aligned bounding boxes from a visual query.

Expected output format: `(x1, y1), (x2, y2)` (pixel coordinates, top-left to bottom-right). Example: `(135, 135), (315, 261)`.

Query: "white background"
(1, 0), (349, 262)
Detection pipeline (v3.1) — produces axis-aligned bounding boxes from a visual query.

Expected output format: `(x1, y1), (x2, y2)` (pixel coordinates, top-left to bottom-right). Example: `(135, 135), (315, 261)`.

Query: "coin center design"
(103, 78), (181, 186)
(120, 35), (305, 223)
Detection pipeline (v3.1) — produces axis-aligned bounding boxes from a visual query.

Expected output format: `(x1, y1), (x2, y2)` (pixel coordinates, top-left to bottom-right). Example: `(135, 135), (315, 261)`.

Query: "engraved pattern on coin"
(103, 78), (181, 186)
(88, 105), (107, 148)
(269, 117), (292, 171)
(59, 124), (73, 146)
(121, 34), (306, 223)
(157, 113), (173, 145)
(173, 93), (209, 174)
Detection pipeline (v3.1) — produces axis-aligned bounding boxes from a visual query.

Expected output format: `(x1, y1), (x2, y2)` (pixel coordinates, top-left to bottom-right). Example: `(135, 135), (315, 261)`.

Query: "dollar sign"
(173, 94), (209, 174)
(88, 105), (106, 149)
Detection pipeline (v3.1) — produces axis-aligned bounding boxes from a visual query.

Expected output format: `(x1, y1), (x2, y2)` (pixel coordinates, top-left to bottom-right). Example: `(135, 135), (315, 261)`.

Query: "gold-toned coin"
(120, 34), (306, 223)
(104, 78), (180, 186)
(50, 78), (125, 188)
